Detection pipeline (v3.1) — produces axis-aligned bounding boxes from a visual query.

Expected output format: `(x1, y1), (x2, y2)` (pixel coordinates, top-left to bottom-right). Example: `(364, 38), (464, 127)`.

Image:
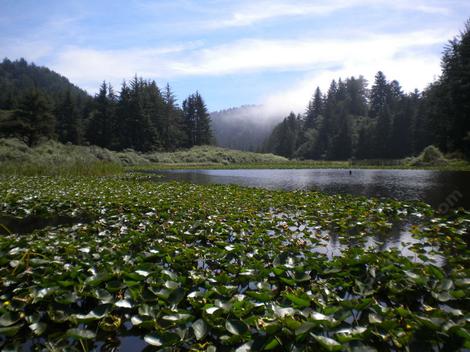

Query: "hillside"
(210, 105), (283, 151)
(0, 58), (90, 109)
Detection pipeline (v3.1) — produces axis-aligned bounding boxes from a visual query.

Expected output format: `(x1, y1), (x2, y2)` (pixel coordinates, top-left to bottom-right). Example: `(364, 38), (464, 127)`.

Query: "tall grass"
(0, 139), (287, 175)
(145, 145), (287, 164)
(0, 139), (125, 176)
(1, 139), (468, 175)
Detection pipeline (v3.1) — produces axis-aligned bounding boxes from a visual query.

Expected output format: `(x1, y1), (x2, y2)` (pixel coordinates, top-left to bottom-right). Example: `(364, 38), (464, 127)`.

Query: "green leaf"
(311, 334), (342, 351)
(226, 319), (248, 335)
(144, 334), (163, 346)
(115, 299), (132, 308)
(264, 337), (280, 350)
(285, 293), (310, 308)
(162, 313), (192, 322)
(235, 341), (253, 352)
(29, 322), (47, 335)
(368, 313), (382, 324)
(192, 319), (207, 340)
(168, 287), (185, 305)
(0, 323), (23, 336)
(0, 312), (21, 327)
(66, 328), (96, 340)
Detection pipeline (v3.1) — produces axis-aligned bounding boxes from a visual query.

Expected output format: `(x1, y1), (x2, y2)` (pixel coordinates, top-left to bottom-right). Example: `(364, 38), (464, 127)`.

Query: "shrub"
(410, 145), (447, 166)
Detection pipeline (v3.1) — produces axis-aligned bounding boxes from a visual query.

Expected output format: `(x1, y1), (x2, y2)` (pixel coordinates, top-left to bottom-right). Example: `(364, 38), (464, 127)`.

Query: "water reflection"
(149, 169), (470, 209)
(292, 222), (445, 266)
(0, 214), (91, 235)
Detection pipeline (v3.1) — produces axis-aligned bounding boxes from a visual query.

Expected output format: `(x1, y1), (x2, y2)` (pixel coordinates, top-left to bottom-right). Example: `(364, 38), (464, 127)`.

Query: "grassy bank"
(0, 175), (468, 350)
(1, 138), (469, 175)
(0, 139), (287, 175)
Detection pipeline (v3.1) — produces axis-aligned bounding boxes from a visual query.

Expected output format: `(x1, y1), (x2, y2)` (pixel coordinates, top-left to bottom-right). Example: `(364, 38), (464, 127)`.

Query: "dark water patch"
(148, 169), (470, 210)
(0, 214), (91, 235)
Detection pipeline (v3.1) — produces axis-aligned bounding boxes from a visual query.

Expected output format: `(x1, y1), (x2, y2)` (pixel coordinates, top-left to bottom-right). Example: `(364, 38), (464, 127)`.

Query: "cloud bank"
(1, 0), (467, 112)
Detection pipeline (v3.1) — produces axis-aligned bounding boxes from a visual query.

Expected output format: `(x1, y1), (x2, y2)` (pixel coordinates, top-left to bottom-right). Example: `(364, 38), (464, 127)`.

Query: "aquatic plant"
(0, 176), (468, 350)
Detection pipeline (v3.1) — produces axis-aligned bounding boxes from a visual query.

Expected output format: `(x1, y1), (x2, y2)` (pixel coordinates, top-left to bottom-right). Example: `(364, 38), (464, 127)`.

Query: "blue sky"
(1, 0), (469, 113)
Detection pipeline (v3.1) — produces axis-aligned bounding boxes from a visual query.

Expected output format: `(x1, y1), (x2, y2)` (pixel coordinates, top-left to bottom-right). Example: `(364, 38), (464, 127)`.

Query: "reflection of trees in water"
(373, 221), (404, 251)
(151, 169), (470, 209)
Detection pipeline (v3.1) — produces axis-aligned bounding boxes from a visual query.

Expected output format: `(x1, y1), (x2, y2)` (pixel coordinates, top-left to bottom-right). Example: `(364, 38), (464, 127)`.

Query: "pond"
(149, 169), (470, 210)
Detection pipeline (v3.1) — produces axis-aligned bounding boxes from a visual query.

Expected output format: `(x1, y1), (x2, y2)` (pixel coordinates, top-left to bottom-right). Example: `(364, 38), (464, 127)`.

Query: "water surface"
(150, 169), (470, 210)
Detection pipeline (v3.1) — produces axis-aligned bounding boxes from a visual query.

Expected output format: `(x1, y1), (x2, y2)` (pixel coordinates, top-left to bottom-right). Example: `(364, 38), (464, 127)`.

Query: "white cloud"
(261, 54), (442, 116)
(202, 0), (451, 29)
(173, 30), (449, 76)
(47, 27), (450, 99)
(49, 42), (204, 92)
(0, 39), (55, 62)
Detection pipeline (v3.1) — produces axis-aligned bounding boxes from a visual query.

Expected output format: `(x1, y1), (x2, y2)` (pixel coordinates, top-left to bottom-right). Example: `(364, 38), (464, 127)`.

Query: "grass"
(0, 175), (468, 350)
(1, 138), (469, 175)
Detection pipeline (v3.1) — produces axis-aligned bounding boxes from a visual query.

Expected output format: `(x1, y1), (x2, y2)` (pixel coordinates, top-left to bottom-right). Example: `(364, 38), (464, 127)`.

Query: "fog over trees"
(210, 105), (283, 152)
(263, 20), (470, 160)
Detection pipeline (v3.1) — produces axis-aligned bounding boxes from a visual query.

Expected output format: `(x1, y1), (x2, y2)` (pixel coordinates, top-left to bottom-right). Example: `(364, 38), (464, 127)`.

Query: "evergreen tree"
(87, 82), (116, 148)
(163, 83), (186, 150)
(182, 94), (197, 147)
(56, 90), (82, 144)
(369, 71), (389, 119)
(182, 92), (213, 146)
(194, 92), (213, 145)
(10, 90), (55, 146)
(305, 87), (323, 130)
(143, 80), (165, 148)
(356, 123), (373, 159)
(439, 19), (470, 156)
(346, 76), (368, 116)
(264, 112), (301, 158)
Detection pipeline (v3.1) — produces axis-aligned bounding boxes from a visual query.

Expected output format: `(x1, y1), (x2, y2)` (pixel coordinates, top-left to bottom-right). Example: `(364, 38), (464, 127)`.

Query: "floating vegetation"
(0, 175), (468, 351)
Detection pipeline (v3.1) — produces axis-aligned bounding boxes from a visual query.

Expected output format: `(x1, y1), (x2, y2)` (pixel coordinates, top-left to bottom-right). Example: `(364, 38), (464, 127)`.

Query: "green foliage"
(264, 20), (470, 161)
(182, 91), (213, 147)
(5, 90), (56, 147)
(409, 145), (448, 166)
(0, 59), (213, 153)
(0, 138), (289, 175)
(0, 58), (89, 110)
(0, 176), (468, 350)
(146, 145), (287, 164)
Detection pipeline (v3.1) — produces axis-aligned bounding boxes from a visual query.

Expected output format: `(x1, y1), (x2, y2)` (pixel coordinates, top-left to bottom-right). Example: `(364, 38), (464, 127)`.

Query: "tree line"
(0, 60), (213, 151)
(264, 20), (470, 160)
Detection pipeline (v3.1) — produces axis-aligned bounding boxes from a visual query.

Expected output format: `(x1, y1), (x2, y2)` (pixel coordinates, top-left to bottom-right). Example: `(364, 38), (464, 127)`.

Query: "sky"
(1, 0), (469, 113)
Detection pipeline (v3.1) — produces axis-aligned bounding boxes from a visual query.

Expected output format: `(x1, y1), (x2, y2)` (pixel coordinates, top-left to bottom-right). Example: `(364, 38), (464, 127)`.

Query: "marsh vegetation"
(0, 176), (468, 351)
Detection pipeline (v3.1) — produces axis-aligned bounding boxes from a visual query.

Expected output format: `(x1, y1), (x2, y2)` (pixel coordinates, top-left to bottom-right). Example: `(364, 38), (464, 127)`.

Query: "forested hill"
(0, 58), (89, 109)
(210, 105), (283, 151)
(264, 20), (470, 160)
(0, 59), (213, 152)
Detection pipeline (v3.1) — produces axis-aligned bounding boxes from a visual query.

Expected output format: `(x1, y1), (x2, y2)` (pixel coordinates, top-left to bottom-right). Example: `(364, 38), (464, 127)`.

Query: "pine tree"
(182, 94), (197, 147)
(345, 76), (368, 116)
(163, 83), (186, 150)
(11, 90), (56, 146)
(305, 87), (323, 130)
(56, 90), (82, 144)
(143, 80), (165, 148)
(369, 71), (389, 119)
(182, 92), (213, 146)
(440, 19), (470, 156)
(194, 92), (213, 145)
(356, 124), (373, 159)
(87, 82), (116, 148)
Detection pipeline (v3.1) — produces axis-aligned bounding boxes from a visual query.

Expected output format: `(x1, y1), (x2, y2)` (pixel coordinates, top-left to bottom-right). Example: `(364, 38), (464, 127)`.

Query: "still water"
(150, 169), (470, 210)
